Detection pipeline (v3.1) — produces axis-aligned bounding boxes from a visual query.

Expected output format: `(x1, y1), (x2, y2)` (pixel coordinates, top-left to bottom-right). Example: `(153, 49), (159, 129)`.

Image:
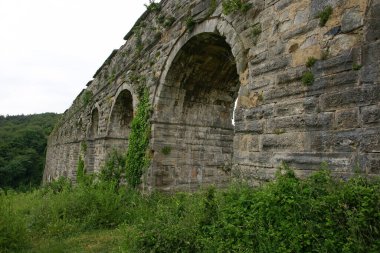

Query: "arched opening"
(153, 32), (240, 190)
(108, 89), (133, 138)
(86, 108), (99, 173)
(89, 108), (99, 140)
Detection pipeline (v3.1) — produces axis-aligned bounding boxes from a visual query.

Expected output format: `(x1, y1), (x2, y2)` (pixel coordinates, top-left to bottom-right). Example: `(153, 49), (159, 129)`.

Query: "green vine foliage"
(76, 156), (85, 183)
(125, 88), (151, 188)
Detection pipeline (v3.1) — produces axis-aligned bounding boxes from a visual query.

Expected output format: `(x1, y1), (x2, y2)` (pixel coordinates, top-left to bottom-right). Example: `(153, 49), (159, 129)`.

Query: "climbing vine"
(76, 155), (85, 183)
(125, 88), (151, 188)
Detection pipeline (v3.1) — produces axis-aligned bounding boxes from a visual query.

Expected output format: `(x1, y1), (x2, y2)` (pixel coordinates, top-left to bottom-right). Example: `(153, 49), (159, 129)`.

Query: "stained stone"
(44, 0), (380, 191)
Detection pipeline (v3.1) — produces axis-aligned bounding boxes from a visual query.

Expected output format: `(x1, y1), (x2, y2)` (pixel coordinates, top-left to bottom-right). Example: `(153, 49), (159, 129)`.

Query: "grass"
(1, 164), (380, 252)
(25, 229), (123, 253)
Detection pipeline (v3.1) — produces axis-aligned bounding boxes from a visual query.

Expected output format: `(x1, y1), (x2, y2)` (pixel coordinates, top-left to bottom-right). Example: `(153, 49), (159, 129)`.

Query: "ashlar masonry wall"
(44, 0), (380, 191)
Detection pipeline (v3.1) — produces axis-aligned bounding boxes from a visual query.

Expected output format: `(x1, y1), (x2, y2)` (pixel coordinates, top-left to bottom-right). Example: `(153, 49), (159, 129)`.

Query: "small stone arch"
(85, 106), (101, 173)
(150, 18), (248, 191)
(106, 83), (138, 137)
(88, 106), (100, 139)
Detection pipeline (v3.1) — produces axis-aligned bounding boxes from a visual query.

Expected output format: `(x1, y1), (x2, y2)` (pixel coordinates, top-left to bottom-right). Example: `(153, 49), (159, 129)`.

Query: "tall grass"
(1, 164), (380, 252)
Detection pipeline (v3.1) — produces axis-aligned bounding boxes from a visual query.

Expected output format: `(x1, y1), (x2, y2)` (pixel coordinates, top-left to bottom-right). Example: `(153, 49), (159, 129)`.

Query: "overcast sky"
(0, 0), (147, 116)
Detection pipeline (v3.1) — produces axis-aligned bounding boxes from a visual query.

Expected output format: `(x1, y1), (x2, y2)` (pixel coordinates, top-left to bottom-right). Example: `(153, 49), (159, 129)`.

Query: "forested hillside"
(0, 113), (61, 189)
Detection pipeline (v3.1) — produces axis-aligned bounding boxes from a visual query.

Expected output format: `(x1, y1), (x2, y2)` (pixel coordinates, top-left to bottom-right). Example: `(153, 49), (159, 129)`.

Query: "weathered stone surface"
(361, 105), (380, 126)
(341, 7), (363, 33)
(266, 113), (334, 133)
(335, 108), (359, 129)
(310, 0), (344, 17)
(44, 0), (380, 191)
(320, 86), (380, 111)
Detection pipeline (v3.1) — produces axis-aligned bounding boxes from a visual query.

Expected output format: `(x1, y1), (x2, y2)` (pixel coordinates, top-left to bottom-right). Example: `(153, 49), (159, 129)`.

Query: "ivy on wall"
(125, 88), (151, 188)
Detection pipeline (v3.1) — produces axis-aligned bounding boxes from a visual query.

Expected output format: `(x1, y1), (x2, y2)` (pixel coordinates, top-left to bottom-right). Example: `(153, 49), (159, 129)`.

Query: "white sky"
(0, 0), (147, 116)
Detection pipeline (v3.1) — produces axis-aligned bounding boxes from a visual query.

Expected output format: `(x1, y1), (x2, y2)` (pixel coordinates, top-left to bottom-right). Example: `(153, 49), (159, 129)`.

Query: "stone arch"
(107, 84), (138, 137)
(88, 107), (100, 139)
(104, 84), (137, 155)
(85, 106), (100, 173)
(150, 18), (247, 191)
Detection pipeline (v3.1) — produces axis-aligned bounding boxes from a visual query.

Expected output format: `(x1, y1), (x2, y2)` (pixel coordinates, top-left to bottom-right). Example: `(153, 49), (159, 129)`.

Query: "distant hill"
(0, 113), (61, 189)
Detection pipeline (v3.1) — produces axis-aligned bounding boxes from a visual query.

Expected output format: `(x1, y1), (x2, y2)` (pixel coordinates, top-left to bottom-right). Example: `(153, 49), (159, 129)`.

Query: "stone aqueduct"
(44, 0), (380, 191)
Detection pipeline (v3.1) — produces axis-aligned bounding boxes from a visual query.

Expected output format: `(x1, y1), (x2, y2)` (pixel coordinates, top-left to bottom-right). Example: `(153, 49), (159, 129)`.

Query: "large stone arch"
(150, 18), (247, 191)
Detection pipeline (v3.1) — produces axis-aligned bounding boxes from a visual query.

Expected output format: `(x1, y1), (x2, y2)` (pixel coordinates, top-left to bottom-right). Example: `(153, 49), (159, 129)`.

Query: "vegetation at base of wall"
(125, 88), (151, 188)
(76, 156), (85, 183)
(302, 71), (315, 86)
(0, 113), (60, 189)
(222, 0), (252, 15)
(318, 6), (333, 27)
(2, 164), (380, 252)
(99, 149), (125, 186)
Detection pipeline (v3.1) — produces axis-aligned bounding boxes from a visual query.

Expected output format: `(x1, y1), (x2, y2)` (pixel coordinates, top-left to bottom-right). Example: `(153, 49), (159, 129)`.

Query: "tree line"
(0, 113), (60, 189)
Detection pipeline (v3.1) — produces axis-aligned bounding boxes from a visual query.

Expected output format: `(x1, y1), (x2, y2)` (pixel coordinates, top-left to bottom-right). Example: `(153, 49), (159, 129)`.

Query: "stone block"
(365, 2), (380, 42)
(341, 7), (363, 33)
(261, 132), (307, 152)
(313, 50), (354, 76)
(266, 113), (334, 133)
(361, 105), (380, 125)
(359, 153), (380, 174)
(320, 86), (380, 111)
(361, 41), (380, 83)
(243, 105), (274, 120)
(329, 34), (359, 57)
(334, 108), (359, 129)
(281, 19), (319, 40)
(275, 0), (294, 11)
(310, 0), (344, 17)
(235, 120), (264, 134)
(360, 127), (380, 153)
(307, 71), (358, 96)
(250, 57), (289, 76)
(309, 129), (360, 153)
(272, 152), (354, 171)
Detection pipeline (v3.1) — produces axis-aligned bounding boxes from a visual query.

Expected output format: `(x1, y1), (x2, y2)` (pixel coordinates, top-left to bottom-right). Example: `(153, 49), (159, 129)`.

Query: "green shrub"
(251, 23), (262, 45)
(163, 16), (176, 28)
(222, 0), (252, 15)
(306, 56), (317, 68)
(99, 149), (125, 186)
(185, 16), (196, 32)
(0, 192), (29, 252)
(125, 88), (151, 188)
(318, 6), (333, 27)
(30, 182), (129, 237)
(122, 192), (204, 253)
(161, 146), (172, 155)
(353, 63), (362, 70)
(302, 71), (315, 86)
(76, 156), (85, 183)
(144, 0), (161, 13)
(81, 90), (93, 106)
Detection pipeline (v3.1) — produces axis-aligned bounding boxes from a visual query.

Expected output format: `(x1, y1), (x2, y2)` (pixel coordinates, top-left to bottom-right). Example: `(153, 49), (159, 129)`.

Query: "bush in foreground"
(1, 165), (380, 252)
